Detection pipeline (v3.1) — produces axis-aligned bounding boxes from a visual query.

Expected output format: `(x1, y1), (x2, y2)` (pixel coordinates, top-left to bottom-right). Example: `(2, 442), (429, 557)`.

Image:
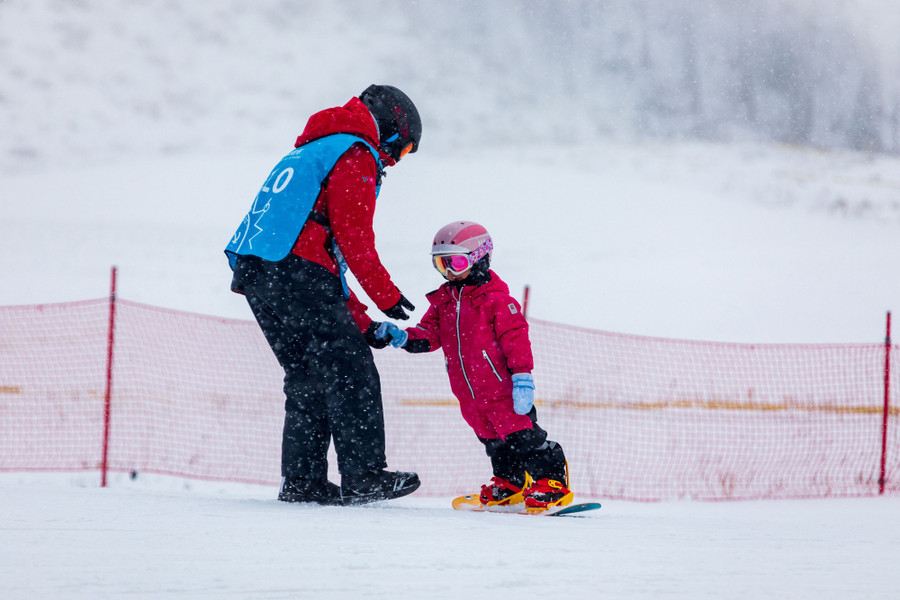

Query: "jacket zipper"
(455, 290), (476, 399)
(482, 350), (503, 381)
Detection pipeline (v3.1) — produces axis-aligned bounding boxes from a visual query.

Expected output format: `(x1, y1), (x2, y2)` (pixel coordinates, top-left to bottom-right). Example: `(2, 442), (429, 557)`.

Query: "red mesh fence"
(1, 299), (896, 501)
(0, 300), (110, 472)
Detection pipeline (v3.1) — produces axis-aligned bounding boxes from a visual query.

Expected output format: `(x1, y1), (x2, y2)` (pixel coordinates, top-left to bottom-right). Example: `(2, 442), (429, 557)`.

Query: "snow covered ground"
(3, 1), (900, 597)
(3, 473), (900, 599)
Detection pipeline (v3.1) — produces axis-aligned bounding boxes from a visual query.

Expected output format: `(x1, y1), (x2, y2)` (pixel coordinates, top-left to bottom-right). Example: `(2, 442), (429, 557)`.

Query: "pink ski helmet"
(431, 221), (493, 258)
(431, 221), (493, 277)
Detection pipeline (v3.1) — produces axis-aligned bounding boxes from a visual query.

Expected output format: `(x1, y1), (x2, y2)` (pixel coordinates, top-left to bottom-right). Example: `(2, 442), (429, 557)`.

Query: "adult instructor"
(225, 85), (421, 505)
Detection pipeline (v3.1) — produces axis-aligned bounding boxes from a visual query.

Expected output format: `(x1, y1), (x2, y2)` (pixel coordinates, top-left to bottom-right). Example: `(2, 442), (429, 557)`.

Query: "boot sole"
(277, 492), (344, 506)
(340, 478), (421, 506)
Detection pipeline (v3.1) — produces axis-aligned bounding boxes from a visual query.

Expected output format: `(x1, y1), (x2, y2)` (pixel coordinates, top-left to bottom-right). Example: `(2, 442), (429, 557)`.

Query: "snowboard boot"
(479, 477), (524, 507)
(523, 477), (574, 512)
(278, 477), (343, 506)
(340, 469), (420, 505)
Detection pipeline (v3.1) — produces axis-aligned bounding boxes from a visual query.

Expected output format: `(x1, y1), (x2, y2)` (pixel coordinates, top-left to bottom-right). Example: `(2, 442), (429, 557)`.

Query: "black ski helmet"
(359, 84), (421, 162)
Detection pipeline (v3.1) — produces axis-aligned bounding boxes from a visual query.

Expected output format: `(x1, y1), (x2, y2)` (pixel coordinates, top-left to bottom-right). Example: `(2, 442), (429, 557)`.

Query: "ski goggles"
(383, 133), (416, 161)
(432, 253), (474, 276)
(431, 239), (493, 276)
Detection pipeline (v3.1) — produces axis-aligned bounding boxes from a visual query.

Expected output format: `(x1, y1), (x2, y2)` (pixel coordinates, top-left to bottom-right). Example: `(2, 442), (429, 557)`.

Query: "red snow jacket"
(290, 97), (402, 332)
(406, 271), (535, 439)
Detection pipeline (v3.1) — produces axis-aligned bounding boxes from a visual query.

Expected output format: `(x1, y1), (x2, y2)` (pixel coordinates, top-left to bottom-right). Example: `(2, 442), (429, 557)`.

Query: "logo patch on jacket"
(508, 303), (518, 314)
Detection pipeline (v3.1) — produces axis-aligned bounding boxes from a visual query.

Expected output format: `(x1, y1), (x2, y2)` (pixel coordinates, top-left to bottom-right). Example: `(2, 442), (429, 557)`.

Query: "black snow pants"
(477, 409), (567, 488)
(231, 254), (387, 480)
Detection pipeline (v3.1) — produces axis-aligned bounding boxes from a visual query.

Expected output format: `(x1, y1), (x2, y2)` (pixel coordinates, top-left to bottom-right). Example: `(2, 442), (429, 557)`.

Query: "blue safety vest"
(225, 134), (382, 274)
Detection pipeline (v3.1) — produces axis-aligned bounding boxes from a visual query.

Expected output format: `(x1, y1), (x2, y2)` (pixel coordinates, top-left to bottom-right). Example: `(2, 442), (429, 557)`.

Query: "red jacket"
(290, 97), (402, 331)
(406, 271), (534, 439)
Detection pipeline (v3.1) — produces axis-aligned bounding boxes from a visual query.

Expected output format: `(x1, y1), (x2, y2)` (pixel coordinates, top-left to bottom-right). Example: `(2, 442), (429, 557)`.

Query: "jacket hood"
(294, 97), (395, 165)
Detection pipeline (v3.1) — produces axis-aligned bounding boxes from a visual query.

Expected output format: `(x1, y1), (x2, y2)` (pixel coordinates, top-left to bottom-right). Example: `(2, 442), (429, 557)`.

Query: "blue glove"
(375, 321), (408, 348)
(511, 373), (535, 415)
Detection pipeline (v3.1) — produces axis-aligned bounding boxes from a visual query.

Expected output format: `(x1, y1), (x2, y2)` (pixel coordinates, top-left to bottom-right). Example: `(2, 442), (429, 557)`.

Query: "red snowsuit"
(290, 96), (402, 332)
(406, 271), (535, 439)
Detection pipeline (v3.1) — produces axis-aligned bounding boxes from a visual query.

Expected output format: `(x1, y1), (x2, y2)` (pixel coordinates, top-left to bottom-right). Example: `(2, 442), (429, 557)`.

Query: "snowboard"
(451, 493), (601, 517)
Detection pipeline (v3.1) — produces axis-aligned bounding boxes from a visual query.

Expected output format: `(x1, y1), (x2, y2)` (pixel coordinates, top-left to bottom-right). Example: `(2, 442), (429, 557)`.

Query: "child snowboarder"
(376, 221), (573, 511)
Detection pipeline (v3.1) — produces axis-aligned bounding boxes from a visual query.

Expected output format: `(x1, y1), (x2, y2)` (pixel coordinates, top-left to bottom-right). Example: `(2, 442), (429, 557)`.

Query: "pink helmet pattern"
(431, 221), (493, 261)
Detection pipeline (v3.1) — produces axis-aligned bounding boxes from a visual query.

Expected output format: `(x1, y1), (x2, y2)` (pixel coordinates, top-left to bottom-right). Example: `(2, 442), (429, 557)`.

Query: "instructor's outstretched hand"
(383, 295), (415, 320)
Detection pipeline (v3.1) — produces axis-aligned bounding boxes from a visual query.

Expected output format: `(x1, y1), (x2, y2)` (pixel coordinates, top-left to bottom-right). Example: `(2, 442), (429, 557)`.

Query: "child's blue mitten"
(375, 321), (408, 348)
(511, 373), (535, 415)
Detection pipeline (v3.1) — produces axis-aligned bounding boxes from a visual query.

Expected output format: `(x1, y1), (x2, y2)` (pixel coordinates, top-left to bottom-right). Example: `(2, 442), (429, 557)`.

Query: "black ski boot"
(278, 477), (343, 506)
(340, 470), (420, 505)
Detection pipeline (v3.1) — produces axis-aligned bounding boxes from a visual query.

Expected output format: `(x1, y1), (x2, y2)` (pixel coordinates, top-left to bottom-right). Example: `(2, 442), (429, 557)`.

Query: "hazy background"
(2, 1), (899, 343)
(3, 0), (900, 175)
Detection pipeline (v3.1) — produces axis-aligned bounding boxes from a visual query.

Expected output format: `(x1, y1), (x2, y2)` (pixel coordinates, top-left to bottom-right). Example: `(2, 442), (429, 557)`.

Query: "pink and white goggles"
(432, 239), (493, 276)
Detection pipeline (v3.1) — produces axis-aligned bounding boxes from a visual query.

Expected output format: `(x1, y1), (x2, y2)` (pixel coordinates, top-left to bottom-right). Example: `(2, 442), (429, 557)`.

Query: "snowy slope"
(2, 1), (899, 342)
(3, 475), (900, 599)
(3, 140), (898, 343)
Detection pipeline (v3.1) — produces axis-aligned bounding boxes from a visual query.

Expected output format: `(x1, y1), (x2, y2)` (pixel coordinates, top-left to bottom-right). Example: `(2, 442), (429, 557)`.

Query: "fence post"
(879, 311), (892, 495)
(522, 285), (530, 320)
(100, 266), (118, 488)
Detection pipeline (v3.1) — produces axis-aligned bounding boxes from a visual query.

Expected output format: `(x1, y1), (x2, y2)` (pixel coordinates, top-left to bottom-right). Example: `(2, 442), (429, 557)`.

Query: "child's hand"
(511, 373), (535, 414)
(375, 321), (409, 348)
